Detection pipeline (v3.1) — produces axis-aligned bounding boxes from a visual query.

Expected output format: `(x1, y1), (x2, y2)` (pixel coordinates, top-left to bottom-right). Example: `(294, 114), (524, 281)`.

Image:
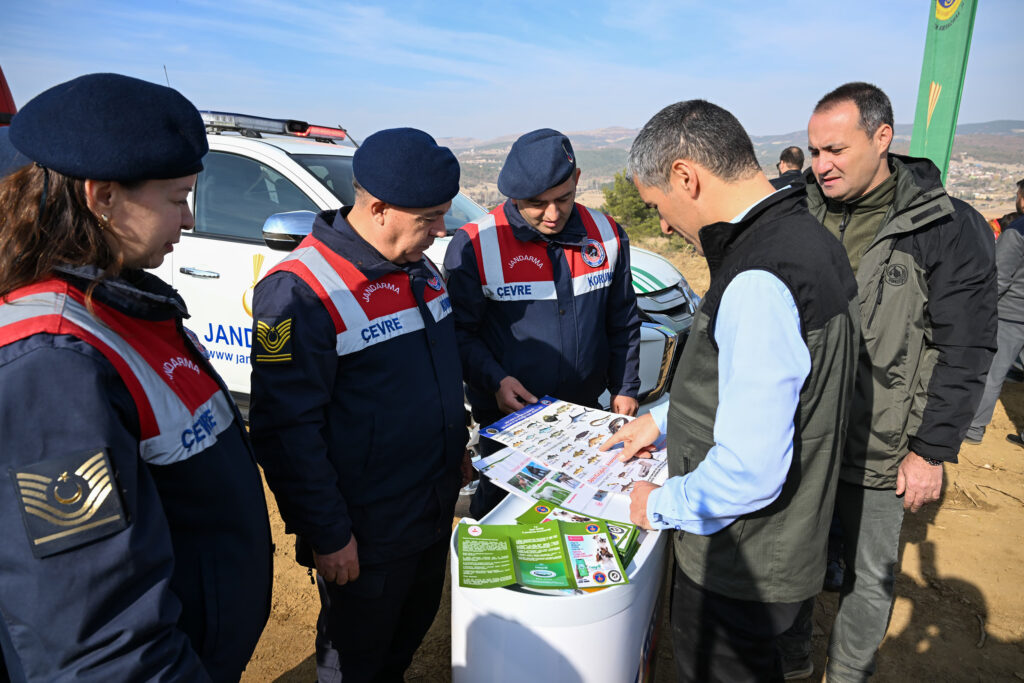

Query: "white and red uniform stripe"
(0, 280), (234, 466)
(266, 236), (451, 357)
(462, 204), (621, 302)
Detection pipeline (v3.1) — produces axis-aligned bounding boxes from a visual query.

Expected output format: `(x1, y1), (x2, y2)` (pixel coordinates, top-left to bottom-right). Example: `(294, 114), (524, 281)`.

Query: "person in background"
(445, 128), (641, 519)
(0, 73), (272, 682)
(250, 128), (470, 683)
(986, 180), (1023, 239)
(778, 81), (996, 681)
(771, 145), (806, 190)
(966, 181), (1024, 446)
(601, 99), (858, 682)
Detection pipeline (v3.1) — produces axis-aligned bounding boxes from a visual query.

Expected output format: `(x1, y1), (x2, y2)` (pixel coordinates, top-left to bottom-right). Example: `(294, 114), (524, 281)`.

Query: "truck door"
(169, 150), (319, 395)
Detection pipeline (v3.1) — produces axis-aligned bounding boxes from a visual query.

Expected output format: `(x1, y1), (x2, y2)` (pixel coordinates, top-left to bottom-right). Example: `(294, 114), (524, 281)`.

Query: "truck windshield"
(293, 153), (488, 234)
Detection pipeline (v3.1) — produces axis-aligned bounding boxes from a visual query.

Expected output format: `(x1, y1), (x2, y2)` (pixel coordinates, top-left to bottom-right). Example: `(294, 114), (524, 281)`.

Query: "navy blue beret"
(8, 73), (207, 182)
(497, 128), (576, 199)
(0, 127), (31, 178)
(353, 127), (460, 208)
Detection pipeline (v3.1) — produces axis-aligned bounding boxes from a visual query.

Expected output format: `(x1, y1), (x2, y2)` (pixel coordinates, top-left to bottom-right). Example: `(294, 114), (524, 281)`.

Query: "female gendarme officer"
(0, 74), (272, 681)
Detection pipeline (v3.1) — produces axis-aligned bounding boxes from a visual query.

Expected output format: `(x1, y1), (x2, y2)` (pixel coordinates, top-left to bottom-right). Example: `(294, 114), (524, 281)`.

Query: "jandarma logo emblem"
(362, 282), (401, 302)
(508, 254), (544, 269)
(582, 239), (607, 268)
(163, 356), (200, 381)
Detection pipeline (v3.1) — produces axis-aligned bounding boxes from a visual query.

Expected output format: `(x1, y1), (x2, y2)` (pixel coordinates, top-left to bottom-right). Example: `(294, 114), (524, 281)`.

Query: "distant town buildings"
(451, 130), (1024, 220)
(945, 156), (1024, 216)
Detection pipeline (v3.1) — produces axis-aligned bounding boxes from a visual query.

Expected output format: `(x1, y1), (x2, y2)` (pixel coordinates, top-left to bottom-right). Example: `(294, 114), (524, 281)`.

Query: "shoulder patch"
(582, 239), (607, 268)
(11, 449), (128, 558)
(254, 318), (294, 363)
(884, 264), (909, 287)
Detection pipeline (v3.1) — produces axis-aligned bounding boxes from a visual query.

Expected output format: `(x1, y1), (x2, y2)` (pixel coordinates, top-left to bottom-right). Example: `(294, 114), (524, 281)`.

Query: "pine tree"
(601, 171), (661, 239)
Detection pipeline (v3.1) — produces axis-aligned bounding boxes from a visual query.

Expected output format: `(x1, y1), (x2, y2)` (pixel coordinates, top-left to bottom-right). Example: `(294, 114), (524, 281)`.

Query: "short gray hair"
(627, 100), (761, 189)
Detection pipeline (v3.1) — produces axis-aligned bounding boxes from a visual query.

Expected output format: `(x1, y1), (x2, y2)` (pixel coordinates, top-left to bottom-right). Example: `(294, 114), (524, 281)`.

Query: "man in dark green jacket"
(780, 82), (997, 682)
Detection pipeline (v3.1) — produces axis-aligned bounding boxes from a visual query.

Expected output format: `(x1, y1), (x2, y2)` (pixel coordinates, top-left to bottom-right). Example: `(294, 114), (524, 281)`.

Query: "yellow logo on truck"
(243, 253), (266, 317)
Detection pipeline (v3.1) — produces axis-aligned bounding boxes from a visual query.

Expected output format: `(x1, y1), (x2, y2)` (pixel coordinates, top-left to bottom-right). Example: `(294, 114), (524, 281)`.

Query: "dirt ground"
(241, 242), (1024, 682)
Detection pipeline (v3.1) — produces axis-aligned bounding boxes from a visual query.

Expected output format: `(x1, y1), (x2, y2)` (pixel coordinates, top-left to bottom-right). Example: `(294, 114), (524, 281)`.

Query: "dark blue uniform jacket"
(444, 201), (641, 422)
(249, 210), (466, 566)
(0, 266), (272, 682)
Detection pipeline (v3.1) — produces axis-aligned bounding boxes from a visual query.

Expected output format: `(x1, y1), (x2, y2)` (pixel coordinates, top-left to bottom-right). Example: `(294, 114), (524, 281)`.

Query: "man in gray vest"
(602, 99), (859, 682)
(777, 82), (996, 681)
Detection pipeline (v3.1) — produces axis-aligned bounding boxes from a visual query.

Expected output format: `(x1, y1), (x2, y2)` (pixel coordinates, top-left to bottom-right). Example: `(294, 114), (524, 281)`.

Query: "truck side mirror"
(262, 210), (316, 251)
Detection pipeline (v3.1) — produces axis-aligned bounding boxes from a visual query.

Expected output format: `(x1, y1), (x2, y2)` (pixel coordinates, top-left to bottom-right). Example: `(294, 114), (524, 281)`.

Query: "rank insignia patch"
(11, 449), (128, 558)
(254, 318), (293, 363)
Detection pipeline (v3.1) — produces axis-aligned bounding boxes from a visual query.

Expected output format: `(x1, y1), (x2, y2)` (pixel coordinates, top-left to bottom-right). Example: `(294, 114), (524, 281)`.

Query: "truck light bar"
(200, 111), (348, 142)
(292, 124), (347, 140)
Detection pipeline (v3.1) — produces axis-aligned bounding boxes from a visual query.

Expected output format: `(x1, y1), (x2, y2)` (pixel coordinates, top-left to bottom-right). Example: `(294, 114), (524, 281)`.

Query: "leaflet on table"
(479, 396), (668, 495)
(515, 499), (642, 567)
(457, 519), (629, 590)
(473, 446), (612, 517)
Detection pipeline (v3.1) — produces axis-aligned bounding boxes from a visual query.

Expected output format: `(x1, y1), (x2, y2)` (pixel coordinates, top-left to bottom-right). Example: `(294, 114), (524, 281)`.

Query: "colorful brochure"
(515, 499), (641, 568)
(473, 397), (668, 517)
(457, 519), (629, 590)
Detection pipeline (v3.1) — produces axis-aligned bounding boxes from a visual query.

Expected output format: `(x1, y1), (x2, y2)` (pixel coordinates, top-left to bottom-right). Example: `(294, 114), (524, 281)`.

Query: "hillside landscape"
(441, 120), (1024, 218)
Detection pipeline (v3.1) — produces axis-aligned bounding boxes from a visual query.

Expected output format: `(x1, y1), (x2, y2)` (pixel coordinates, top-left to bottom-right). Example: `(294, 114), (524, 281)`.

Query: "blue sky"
(3, 0), (1021, 141)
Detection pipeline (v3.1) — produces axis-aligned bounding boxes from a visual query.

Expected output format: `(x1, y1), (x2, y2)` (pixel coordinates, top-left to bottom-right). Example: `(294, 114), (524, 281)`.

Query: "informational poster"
(473, 397), (668, 518)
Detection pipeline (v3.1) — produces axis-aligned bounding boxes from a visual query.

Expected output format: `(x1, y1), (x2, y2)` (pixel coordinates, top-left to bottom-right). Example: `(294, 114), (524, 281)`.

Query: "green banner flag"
(910, 0), (978, 184)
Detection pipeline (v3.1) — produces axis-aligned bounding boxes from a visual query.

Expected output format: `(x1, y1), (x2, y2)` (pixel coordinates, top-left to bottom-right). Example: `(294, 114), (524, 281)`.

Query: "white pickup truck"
(150, 112), (700, 413)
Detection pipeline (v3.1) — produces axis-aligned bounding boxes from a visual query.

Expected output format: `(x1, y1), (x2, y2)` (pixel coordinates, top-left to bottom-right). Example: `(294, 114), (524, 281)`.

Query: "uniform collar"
(502, 201), (590, 247)
(53, 264), (188, 321)
(312, 207), (435, 282)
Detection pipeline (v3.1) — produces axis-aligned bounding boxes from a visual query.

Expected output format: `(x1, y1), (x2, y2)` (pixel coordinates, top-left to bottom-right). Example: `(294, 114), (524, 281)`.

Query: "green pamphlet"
(515, 499), (641, 567)
(458, 520), (629, 590)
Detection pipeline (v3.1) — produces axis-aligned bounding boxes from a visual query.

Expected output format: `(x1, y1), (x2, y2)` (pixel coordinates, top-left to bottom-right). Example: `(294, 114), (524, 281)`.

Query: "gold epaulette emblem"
(255, 318), (293, 363)
(11, 449), (128, 558)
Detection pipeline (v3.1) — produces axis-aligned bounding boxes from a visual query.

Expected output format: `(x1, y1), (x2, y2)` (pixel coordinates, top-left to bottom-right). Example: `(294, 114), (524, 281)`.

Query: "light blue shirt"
(646, 268), (810, 534)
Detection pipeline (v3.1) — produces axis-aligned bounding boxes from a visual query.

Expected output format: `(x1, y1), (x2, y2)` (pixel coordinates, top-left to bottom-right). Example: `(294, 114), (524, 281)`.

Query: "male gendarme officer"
(249, 128), (468, 683)
(444, 128), (641, 518)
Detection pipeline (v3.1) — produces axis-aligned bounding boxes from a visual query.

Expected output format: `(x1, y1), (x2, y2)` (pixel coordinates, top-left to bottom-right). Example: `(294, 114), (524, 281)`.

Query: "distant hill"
(441, 120), (1024, 185)
(748, 121), (1024, 167)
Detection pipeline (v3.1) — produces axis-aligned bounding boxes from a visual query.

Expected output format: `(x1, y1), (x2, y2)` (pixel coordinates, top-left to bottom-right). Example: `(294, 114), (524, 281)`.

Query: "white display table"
(450, 494), (669, 682)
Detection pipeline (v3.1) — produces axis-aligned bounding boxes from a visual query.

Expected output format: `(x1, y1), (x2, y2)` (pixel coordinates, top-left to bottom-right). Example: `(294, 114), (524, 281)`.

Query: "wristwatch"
(922, 456), (943, 466)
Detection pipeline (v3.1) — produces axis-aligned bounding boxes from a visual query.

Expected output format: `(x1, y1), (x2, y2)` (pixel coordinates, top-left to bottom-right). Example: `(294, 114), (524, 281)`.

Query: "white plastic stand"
(450, 494), (669, 683)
